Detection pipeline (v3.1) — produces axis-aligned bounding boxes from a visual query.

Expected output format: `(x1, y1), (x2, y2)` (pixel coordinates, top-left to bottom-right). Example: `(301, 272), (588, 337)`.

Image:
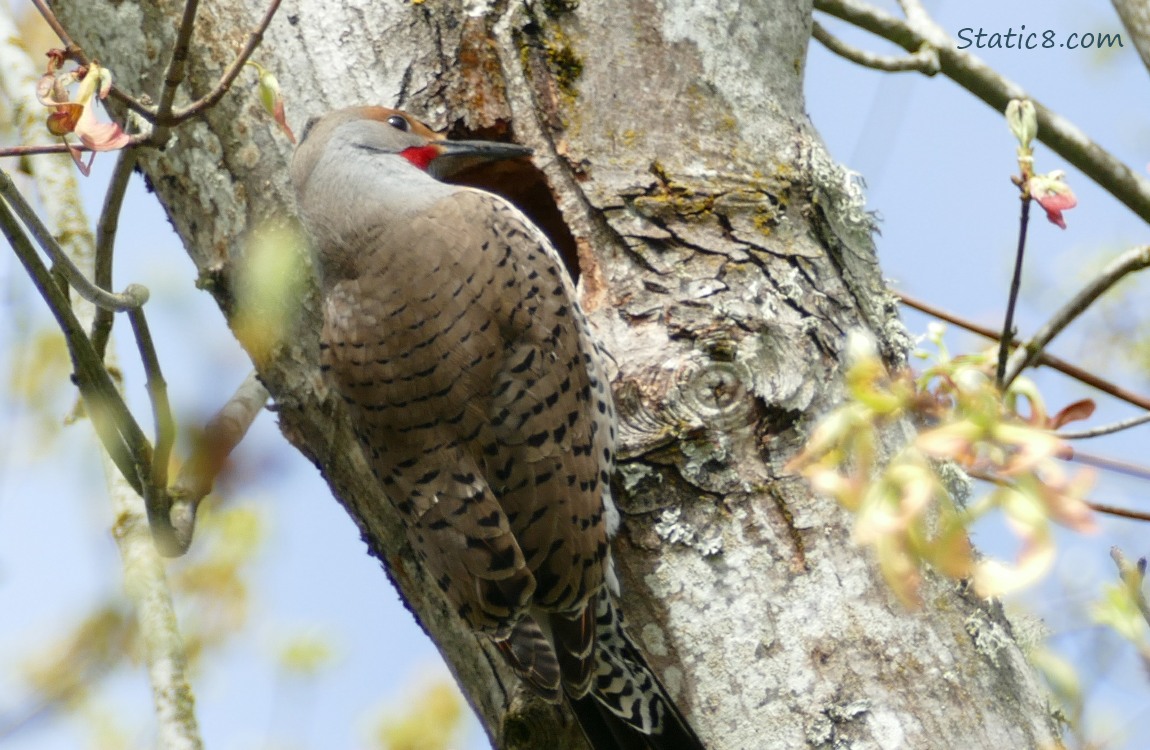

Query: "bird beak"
(428, 139), (534, 180)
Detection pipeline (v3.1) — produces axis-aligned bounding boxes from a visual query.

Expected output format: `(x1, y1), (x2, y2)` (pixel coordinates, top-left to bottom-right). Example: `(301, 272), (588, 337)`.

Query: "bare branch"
(1057, 412), (1150, 440)
(6, 7), (201, 744)
(1111, 0), (1150, 77)
(814, 0), (1150, 223)
(0, 140), (144, 158)
(0, 181), (148, 494)
(0, 170), (148, 310)
(812, 20), (939, 73)
(150, 0), (202, 145)
(28, 0), (83, 64)
(108, 465), (203, 750)
(1085, 503), (1150, 523)
(970, 469), (1150, 523)
(1067, 449), (1150, 483)
(996, 196), (1031, 386)
(127, 307), (178, 532)
(91, 149), (139, 358)
(1003, 246), (1150, 385)
(897, 293), (1150, 412)
(168, 0), (284, 125)
(167, 370), (269, 555)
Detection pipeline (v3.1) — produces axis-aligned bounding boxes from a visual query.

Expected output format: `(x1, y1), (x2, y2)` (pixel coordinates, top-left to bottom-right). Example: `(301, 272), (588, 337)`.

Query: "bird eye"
(386, 115), (409, 131)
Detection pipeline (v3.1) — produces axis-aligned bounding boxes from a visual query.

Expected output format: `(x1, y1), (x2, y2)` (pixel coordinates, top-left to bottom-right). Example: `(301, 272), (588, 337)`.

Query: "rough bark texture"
(52, 0), (1063, 747)
(1113, 0), (1150, 76)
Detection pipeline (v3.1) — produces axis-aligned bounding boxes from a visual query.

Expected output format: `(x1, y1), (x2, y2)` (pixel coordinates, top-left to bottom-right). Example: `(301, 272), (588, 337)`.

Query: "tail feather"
(550, 607), (596, 696)
(581, 589), (707, 750)
(492, 590), (706, 749)
(495, 617), (562, 701)
(569, 694), (655, 750)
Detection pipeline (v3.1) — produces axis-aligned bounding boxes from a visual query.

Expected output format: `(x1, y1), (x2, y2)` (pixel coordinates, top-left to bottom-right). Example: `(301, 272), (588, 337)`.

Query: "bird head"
(293, 106), (533, 184)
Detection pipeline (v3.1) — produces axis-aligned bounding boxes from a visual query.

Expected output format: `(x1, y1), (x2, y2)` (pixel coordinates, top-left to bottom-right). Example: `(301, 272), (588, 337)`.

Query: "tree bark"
(51, 0), (1063, 747)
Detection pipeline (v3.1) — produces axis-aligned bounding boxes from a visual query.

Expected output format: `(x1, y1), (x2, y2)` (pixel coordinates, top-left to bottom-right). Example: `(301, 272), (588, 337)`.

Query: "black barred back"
(298, 108), (702, 750)
(320, 190), (615, 652)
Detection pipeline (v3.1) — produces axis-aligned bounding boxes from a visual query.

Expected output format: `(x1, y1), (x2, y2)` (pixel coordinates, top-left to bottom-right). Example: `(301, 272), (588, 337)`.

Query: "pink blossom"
(74, 101), (131, 151)
(38, 63), (129, 175)
(1029, 171), (1077, 229)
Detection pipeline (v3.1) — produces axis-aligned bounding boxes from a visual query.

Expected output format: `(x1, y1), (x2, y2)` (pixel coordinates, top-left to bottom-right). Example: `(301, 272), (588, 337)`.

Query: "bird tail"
(570, 589), (707, 750)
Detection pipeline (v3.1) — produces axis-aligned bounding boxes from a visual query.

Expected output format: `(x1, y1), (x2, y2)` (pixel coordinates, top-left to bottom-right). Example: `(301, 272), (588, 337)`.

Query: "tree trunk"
(52, 0), (1062, 747)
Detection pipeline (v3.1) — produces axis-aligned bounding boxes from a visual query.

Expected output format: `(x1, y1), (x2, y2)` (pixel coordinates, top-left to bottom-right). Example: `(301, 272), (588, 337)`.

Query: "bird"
(290, 105), (705, 750)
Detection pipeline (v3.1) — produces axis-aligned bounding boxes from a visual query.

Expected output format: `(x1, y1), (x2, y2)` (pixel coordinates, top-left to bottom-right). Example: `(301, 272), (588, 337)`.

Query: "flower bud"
(1006, 99), (1037, 150)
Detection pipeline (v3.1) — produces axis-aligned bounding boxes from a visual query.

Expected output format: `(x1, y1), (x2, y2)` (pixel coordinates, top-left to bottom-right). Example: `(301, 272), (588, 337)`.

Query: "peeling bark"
(51, 0), (1062, 747)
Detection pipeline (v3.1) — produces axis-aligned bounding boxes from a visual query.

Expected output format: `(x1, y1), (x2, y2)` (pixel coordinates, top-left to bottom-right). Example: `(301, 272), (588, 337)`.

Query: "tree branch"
(1056, 412), (1150, 440)
(0, 139), (144, 158)
(0, 170), (148, 311)
(150, 0), (201, 146)
(29, 0), (282, 135)
(91, 149), (139, 358)
(1111, 0), (1150, 77)
(4, 7), (201, 745)
(0, 187), (148, 493)
(814, 0), (1150, 223)
(127, 306), (180, 554)
(996, 196), (1031, 386)
(811, 20), (939, 72)
(168, 0), (283, 125)
(969, 469), (1150, 523)
(1085, 502), (1150, 523)
(897, 292), (1150, 413)
(167, 370), (269, 555)
(108, 463), (203, 750)
(1003, 246), (1150, 386)
(1066, 449), (1150, 483)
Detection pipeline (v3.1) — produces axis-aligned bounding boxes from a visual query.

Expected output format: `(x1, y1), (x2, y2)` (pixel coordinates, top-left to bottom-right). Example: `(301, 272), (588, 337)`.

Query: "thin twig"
(898, 292), (1150, 412)
(166, 370), (269, 555)
(107, 466), (203, 750)
(1067, 449), (1150, 483)
(28, 0), (83, 65)
(127, 307), (180, 555)
(0, 170), (148, 311)
(126, 309), (175, 491)
(1087, 502), (1150, 523)
(0, 142), (117, 158)
(996, 197), (1030, 386)
(1057, 412), (1150, 440)
(895, 0), (927, 19)
(10, 8), (201, 745)
(0, 136), (147, 159)
(812, 20), (939, 73)
(150, 0), (202, 146)
(91, 149), (139, 358)
(0, 189), (148, 494)
(813, 0), (1150, 223)
(969, 469), (1150, 523)
(1003, 245), (1150, 386)
(1111, 0), (1150, 77)
(168, 0), (283, 124)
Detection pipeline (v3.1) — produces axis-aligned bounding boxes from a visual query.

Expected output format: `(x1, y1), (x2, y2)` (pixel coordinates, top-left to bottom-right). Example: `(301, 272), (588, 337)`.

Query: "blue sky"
(1, 1), (1148, 748)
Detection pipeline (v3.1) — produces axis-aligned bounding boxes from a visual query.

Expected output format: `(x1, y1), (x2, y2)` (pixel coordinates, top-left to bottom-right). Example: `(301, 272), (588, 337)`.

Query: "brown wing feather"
(319, 189), (615, 682)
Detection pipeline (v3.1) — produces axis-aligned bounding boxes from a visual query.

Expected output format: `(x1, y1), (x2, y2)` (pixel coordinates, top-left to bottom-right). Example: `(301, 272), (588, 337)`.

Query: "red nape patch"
(400, 145), (440, 171)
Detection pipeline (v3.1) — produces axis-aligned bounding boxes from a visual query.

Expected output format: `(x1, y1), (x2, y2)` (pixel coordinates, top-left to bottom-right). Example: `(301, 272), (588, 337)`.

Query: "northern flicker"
(290, 106), (704, 750)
